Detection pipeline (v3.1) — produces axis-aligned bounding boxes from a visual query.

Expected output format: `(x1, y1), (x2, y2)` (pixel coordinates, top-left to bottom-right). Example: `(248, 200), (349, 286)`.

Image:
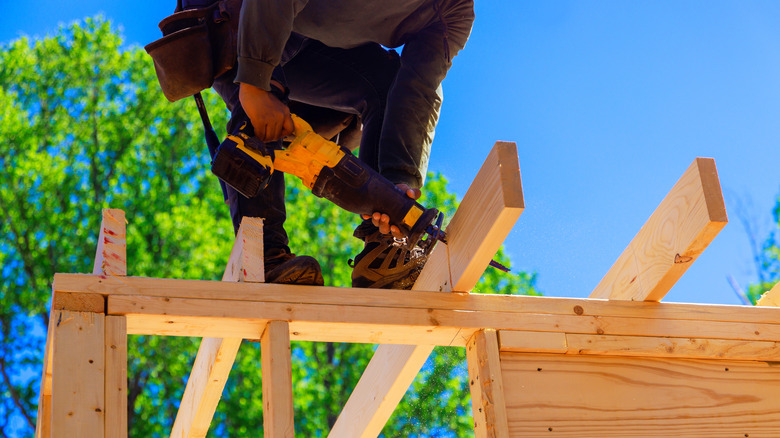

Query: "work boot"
(349, 220), (427, 289)
(265, 248), (324, 286)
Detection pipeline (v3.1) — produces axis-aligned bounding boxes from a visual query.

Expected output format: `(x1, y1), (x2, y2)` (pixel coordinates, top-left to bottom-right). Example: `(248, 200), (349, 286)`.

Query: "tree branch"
(0, 342), (35, 430)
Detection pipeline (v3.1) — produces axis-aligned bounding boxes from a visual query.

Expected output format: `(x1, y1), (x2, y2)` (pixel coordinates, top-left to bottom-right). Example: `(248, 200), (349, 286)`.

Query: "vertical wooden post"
(95, 209), (128, 437)
(52, 310), (106, 438)
(261, 320), (294, 437)
(466, 329), (509, 438)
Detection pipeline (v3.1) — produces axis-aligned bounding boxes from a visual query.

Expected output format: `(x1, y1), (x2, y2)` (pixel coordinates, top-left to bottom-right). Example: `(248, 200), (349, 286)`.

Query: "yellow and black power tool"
(210, 114), (445, 251)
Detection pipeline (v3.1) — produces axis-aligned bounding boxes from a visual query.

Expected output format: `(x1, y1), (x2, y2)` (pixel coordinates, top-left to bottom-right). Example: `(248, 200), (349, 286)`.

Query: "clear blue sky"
(3, 1), (780, 306)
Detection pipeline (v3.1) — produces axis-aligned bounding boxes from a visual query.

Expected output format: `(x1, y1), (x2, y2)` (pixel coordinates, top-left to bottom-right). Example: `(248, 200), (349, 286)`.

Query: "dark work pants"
(211, 38), (401, 252)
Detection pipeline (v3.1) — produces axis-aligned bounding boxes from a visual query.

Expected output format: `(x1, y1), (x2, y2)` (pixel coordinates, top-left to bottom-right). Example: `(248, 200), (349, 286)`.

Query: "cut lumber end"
(695, 157), (728, 224)
(495, 141), (524, 210)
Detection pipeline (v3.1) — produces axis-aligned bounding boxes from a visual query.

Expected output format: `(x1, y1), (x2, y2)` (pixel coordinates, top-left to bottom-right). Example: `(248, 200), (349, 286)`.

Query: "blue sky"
(3, 1), (780, 306)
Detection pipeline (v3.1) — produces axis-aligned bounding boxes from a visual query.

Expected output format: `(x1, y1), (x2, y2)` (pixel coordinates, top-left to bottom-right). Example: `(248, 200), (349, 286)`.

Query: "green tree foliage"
(0, 18), (539, 437)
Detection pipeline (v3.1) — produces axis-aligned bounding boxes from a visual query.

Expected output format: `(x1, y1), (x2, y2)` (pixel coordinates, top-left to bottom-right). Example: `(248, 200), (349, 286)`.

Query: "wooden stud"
(329, 141), (524, 438)
(170, 217), (263, 438)
(105, 316), (127, 438)
(591, 158), (727, 301)
(467, 330), (509, 438)
(500, 352), (780, 437)
(93, 209), (127, 277)
(51, 310), (106, 438)
(261, 321), (294, 437)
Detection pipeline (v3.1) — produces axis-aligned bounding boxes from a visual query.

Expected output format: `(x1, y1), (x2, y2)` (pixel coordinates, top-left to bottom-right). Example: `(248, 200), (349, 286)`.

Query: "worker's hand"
(362, 184), (422, 239)
(238, 81), (294, 142)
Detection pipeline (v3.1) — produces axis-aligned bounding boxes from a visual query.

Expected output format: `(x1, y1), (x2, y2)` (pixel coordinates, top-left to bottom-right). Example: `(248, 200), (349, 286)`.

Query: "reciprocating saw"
(210, 114), (445, 251)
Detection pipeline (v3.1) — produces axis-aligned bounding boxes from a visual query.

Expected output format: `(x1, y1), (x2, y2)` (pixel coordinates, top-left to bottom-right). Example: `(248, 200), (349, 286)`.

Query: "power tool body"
(210, 115), (446, 253)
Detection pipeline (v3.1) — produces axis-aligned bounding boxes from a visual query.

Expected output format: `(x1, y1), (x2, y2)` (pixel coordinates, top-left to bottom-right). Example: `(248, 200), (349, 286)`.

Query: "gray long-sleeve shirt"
(235, 0), (474, 187)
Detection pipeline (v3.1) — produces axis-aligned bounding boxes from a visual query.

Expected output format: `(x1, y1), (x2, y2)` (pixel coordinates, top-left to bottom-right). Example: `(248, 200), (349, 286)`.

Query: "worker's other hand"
(362, 184), (422, 239)
(238, 81), (294, 142)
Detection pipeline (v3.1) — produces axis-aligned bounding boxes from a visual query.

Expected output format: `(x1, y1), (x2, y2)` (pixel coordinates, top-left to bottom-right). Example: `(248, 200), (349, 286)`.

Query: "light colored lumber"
(105, 316), (127, 438)
(500, 352), (780, 437)
(329, 141), (523, 438)
(172, 337), (242, 438)
(52, 291), (105, 313)
(171, 217), (263, 438)
(223, 216), (264, 283)
(109, 294), (780, 345)
(466, 330), (509, 438)
(58, 272), (780, 325)
(499, 330), (780, 361)
(261, 321), (294, 437)
(757, 282), (780, 307)
(497, 330), (568, 354)
(93, 208), (126, 276)
(591, 157), (727, 301)
(52, 310), (105, 438)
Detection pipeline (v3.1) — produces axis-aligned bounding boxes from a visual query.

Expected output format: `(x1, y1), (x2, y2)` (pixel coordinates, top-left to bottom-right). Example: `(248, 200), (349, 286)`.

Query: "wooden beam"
(467, 330), (509, 438)
(109, 294), (780, 344)
(590, 158), (727, 301)
(170, 217), (263, 438)
(329, 142), (523, 437)
(93, 209), (127, 277)
(500, 352), (780, 437)
(52, 310), (105, 438)
(105, 316), (127, 438)
(58, 273), (780, 325)
(757, 282), (780, 307)
(499, 330), (780, 362)
(261, 321), (294, 437)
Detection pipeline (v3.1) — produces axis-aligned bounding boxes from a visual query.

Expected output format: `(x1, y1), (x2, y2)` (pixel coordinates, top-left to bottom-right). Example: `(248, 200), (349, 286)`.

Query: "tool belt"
(144, 0), (242, 102)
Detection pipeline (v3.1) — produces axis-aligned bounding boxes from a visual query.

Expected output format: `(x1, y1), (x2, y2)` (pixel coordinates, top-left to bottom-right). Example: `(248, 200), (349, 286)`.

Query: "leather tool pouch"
(144, 0), (242, 102)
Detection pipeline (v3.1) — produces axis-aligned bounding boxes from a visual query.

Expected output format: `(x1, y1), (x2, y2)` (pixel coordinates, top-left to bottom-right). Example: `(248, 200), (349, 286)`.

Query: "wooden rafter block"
(170, 217), (263, 438)
(328, 141), (524, 437)
(591, 157), (727, 302)
(261, 320), (295, 437)
(52, 310), (106, 438)
(93, 208), (127, 277)
(467, 329), (509, 438)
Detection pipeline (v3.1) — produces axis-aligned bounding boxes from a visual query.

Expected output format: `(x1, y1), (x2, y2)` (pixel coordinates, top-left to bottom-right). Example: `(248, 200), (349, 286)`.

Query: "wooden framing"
(40, 152), (780, 437)
(329, 141), (524, 437)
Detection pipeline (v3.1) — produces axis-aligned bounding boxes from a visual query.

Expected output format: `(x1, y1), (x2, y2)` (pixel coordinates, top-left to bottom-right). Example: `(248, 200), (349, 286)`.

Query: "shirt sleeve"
(235, 0), (309, 91)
